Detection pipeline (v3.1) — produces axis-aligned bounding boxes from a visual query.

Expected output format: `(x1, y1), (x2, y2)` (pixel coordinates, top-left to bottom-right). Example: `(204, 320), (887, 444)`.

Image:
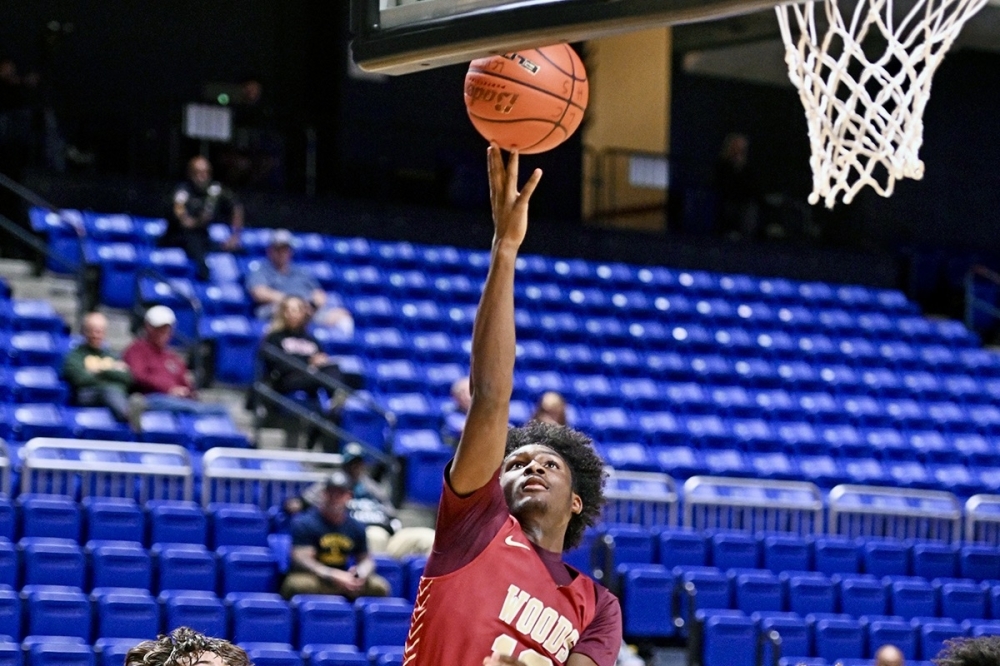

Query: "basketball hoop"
(776, 0), (989, 207)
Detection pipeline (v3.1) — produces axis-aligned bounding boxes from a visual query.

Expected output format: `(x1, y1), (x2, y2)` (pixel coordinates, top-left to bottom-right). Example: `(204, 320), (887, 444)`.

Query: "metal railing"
(964, 494), (1000, 544)
(201, 447), (343, 509)
(828, 484), (962, 542)
(682, 476), (824, 535)
(20, 437), (193, 501)
(602, 468), (678, 527)
(0, 440), (12, 497)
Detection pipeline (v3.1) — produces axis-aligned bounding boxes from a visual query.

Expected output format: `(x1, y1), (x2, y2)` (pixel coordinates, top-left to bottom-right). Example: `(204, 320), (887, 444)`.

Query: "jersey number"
(490, 634), (553, 666)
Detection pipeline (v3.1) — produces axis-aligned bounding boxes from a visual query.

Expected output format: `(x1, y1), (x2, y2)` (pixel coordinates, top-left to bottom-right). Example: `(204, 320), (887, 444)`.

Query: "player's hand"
(483, 653), (528, 666)
(488, 142), (541, 248)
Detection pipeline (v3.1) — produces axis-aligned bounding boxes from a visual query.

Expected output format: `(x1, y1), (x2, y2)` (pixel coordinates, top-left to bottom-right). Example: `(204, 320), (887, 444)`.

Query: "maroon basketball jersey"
(402, 515), (598, 666)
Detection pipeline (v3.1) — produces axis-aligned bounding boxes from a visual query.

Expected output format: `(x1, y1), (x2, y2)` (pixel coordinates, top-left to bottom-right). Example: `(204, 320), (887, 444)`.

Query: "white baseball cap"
(145, 305), (177, 327)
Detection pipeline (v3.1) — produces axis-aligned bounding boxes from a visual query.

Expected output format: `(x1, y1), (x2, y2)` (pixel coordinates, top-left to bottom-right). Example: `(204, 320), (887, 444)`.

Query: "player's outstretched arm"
(450, 145), (542, 496)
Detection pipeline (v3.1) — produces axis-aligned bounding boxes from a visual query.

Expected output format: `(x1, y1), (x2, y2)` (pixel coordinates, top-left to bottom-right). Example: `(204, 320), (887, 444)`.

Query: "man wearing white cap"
(245, 229), (353, 332)
(122, 305), (227, 416)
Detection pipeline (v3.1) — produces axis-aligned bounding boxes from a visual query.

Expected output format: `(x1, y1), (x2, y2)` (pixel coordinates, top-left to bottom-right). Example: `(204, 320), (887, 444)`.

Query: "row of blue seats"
(0, 539), (278, 596)
(0, 640), (405, 666)
(36, 209), (915, 306)
(694, 607), (989, 666)
(0, 497), (271, 548)
(0, 302), (64, 336)
(582, 528), (1000, 581)
(0, 587), (413, 652)
(0, 405), (248, 450)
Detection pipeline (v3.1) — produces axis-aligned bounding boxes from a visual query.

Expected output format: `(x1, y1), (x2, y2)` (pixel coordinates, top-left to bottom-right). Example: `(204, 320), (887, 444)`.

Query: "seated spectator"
(62, 312), (143, 428)
(341, 442), (434, 558)
(123, 305), (228, 416)
(280, 470), (390, 600)
(246, 229), (353, 332)
(259, 295), (363, 451)
(440, 375), (471, 447)
(531, 390), (568, 425)
(126, 627), (250, 666)
(164, 155), (244, 280)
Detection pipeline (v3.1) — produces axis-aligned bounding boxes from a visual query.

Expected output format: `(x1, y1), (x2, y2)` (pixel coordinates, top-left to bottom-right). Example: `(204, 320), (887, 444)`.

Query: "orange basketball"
(464, 44), (589, 155)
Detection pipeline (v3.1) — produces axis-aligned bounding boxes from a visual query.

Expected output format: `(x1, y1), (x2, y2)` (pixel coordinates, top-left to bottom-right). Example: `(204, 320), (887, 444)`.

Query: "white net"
(776, 0), (989, 207)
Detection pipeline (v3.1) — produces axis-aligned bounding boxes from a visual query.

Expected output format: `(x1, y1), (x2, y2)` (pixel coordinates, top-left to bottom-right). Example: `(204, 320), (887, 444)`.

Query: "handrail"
(258, 342), (397, 427)
(964, 264), (1000, 333)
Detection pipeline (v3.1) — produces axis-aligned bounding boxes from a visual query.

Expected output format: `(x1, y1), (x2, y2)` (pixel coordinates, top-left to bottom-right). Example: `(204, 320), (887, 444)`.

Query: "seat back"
(94, 589), (159, 639)
(160, 590), (226, 636)
(20, 495), (80, 542)
(293, 595), (357, 649)
(148, 501), (206, 546)
(208, 503), (269, 549)
(218, 546), (277, 594)
(90, 542), (152, 591)
(228, 593), (293, 645)
(21, 538), (85, 589)
(359, 601), (413, 650)
(25, 587), (91, 640)
(84, 498), (144, 545)
(155, 544), (217, 593)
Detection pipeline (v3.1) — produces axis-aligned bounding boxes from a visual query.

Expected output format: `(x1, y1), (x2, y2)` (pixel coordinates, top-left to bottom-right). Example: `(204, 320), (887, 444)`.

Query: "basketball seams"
(466, 68), (585, 114)
(534, 45), (587, 82)
(522, 45), (577, 152)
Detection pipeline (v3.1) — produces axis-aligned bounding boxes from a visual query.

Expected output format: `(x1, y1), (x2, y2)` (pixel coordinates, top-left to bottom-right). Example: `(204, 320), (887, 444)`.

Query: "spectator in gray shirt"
(246, 229), (353, 333)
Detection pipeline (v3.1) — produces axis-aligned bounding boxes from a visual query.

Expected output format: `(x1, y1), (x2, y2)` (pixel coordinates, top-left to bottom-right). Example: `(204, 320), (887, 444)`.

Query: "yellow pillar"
(582, 28), (672, 232)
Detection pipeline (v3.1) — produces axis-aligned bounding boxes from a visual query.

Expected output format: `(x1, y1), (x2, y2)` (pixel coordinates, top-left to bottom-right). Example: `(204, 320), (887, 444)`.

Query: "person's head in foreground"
(125, 627), (250, 666)
(267, 229), (295, 272)
(187, 157), (213, 192)
(82, 312), (108, 349)
(502, 420), (606, 552)
(934, 636), (1000, 666)
(875, 644), (905, 666)
(144, 306), (176, 349)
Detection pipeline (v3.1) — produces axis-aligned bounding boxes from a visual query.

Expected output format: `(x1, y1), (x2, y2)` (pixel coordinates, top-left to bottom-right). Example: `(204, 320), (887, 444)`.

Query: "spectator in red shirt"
(123, 305), (228, 416)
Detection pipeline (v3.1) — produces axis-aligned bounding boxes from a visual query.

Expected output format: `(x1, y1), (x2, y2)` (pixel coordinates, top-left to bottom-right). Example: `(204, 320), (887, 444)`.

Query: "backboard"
(350, 0), (787, 75)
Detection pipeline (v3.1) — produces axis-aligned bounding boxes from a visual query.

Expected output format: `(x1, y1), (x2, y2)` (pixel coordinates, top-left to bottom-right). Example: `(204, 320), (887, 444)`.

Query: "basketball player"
(402, 145), (622, 666)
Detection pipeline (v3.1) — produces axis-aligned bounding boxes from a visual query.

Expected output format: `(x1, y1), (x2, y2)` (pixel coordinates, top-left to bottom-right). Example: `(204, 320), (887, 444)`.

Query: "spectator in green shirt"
(62, 312), (140, 427)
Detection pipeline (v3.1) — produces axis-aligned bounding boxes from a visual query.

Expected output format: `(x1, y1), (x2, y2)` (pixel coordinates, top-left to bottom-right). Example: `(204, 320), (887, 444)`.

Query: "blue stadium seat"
(21, 538), (85, 588)
(837, 574), (887, 617)
(730, 419), (778, 452)
(160, 590), (227, 636)
(863, 539), (909, 577)
(749, 452), (800, 481)
(358, 599), (413, 650)
(63, 408), (128, 441)
(761, 534), (810, 574)
(711, 532), (758, 570)
(888, 577), (936, 620)
(867, 617), (916, 660)
(181, 414), (249, 450)
(0, 588), (20, 641)
(291, 594), (356, 650)
(154, 543), (217, 593)
(201, 316), (257, 385)
(240, 644), (301, 666)
(911, 542), (957, 580)
(147, 501), (207, 546)
(960, 544), (1000, 581)
(919, 620), (966, 661)
(600, 525), (655, 577)
(620, 564), (673, 637)
(92, 639), (137, 666)
(938, 580), (987, 622)
(208, 503), (269, 548)
(701, 612), (755, 666)
(702, 450), (750, 477)
(26, 641), (93, 666)
(0, 502), (12, 543)
(783, 572), (835, 616)
(754, 612), (810, 666)
(3, 300), (65, 334)
(217, 546), (277, 594)
(410, 332), (459, 364)
(393, 431), (451, 505)
(403, 556), (426, 603)
(20, 495), (81, 541)
(652, 446), (707, 478)
(93, 588), (159, 639)
(733, 571), (782, 614)
(138, 411), (186, 445)
(674, 567), (730, 621)
(659, 530), (706, 568)
(948, 434), (997, 466)
(683, 415), (732, 449)
(812, 616), (864, 662)
(372, 556), (404, 598)
(797, 456), (849, 488)
(367, 646), (404, 666)
(638, 412), (684, 447)
(24, 586), (91, 640)
(6, 403), (71, 439)
(84, 498), (144, 545)
(90, 541), (152, 591)
(843, 458), (892, 486)
(965, 619), (1000, 637)
(5, 332), (62, 369)
(601, 443), (657, 473)
(228, 592), (293, 645)
(305, 646), (367, 666)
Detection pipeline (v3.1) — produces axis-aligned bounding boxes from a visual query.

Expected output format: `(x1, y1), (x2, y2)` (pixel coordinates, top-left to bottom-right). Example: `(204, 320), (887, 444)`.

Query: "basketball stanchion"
(776, 0), (989, 207)
(464, 43), (589, 154)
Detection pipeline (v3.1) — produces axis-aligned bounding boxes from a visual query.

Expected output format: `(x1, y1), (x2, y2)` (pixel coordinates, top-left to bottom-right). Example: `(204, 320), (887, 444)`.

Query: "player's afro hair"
(934, 636), (1000, 666)
(505, 420), (607, 551)
(126, 627), (251, 666)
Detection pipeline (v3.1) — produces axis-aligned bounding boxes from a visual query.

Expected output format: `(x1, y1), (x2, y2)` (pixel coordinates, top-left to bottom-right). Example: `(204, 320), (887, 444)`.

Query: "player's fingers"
(487, 144), (502, 208)
(517, 168), (543, 204)
(506, 149), (520, 199)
